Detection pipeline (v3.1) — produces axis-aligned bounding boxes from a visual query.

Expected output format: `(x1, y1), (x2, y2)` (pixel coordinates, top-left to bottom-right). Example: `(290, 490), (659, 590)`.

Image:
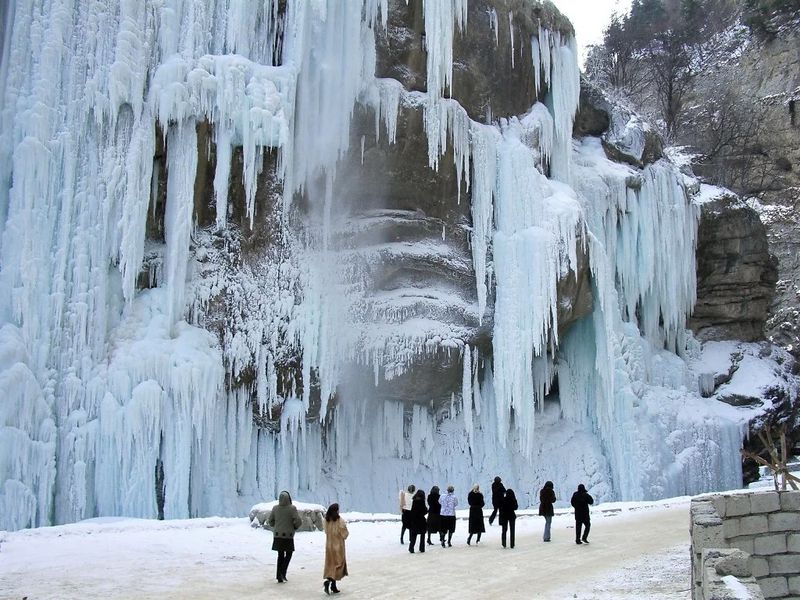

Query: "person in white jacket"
(399, 484), (416, 544)
(439, 485), (458, 547)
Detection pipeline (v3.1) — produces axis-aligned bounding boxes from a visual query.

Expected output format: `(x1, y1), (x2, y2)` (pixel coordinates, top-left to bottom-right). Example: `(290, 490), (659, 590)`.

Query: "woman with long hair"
(323, 503), (349, 595)
(426, 486), (441, 545)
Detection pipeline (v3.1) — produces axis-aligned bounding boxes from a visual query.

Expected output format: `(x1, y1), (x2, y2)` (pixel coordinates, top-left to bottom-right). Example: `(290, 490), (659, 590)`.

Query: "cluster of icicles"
(0, 0), (740, 531)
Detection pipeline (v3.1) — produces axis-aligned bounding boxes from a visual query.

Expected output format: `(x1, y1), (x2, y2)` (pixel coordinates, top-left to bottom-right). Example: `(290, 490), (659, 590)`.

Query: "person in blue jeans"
(539, 481), (556, 542)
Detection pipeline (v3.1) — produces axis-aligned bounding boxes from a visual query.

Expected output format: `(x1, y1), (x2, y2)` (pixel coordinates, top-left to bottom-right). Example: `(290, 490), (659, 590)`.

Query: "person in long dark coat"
(499, 488), (518, 549)
(539, 480), (556, 542)
(267, 490), (302, 583)
(466, 484), (486, 545)
(570, 483), (594, 544)
(408, 489), (428, 553)
(426, 486), (441, 545)
(488, 476), (505, 525)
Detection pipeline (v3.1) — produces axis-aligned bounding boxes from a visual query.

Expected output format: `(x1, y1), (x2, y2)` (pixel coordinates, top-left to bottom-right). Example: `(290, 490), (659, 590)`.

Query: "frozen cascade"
(0, 0), (767, 530)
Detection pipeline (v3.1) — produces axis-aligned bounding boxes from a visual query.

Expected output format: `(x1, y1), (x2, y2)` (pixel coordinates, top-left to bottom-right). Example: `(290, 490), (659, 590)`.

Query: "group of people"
(264, 478), (595, 594)
(266, 491), (348, 595)
(400, 477), (595, 551)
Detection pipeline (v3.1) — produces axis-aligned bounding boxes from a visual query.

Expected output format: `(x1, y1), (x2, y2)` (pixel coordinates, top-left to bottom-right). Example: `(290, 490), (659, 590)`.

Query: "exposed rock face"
(274, 0), (591, 411)
(690, 196), (778, 342)
(689, 196), (777, 341)
(685, 26), (800, 357)
(375, 0), (574, 122)
(574, 80), (663, 167)
(735, 30), (800, 360)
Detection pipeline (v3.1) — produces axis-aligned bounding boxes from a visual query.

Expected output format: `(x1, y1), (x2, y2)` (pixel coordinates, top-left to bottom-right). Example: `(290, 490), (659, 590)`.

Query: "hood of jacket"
(278, 490), (292, 506)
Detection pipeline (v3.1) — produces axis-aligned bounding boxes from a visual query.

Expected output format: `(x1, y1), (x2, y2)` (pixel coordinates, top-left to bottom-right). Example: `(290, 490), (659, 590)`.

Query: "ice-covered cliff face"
(0, 0), (793, 531)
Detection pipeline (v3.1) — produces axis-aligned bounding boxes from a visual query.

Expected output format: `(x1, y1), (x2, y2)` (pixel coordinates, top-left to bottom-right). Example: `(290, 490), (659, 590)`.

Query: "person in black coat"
(466, 484), (486, 545)
(499, 488), (518, 548)
(570, 483), (594, 544)
(488, 476), (505, 525)
(426, 486), (441, 545)
(539, 481), (556, 542)
(408, 489), (428, 553)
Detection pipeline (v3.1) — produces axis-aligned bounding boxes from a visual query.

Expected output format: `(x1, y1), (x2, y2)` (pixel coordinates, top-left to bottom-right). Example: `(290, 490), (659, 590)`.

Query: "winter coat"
(409, 496), (429, 534)
(491, 480), (506, 509)
(427, 493), (442, 534)
(499, 493), (518, 525)
(467, 491), (486, 533)
(268, 491), (302, 540)
(570, 486), (594, 522)
(440, 492), (458, 517)
(323, 517), (349, 581)
(539, 484), (556, 517)
(399, 489), (413, 512)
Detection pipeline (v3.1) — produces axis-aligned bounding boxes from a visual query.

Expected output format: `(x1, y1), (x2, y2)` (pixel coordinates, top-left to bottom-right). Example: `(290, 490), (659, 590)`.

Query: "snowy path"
(0, 501), (691, 599)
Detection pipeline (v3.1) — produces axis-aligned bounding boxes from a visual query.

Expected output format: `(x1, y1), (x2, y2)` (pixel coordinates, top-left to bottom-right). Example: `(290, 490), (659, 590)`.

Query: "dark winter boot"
(331, 580), (340, 594)
(324, 579), (331, 595)
(467, 534), (472, 545)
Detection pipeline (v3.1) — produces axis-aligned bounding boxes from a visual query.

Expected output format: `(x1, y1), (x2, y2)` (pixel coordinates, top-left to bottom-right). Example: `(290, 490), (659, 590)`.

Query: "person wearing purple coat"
(439, 485), (458, 547)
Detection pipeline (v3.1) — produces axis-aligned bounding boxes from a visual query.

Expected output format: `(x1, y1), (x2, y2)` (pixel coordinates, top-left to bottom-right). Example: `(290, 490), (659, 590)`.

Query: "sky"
(552, 0), (633, 65)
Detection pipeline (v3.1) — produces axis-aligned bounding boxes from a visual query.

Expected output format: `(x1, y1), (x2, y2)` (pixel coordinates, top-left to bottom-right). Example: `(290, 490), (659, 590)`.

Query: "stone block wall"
(691, 490), (800, 600)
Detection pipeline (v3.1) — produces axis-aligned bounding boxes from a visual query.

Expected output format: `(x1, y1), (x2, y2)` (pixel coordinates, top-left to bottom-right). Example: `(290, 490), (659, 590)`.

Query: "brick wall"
(691, 490), (800, 600)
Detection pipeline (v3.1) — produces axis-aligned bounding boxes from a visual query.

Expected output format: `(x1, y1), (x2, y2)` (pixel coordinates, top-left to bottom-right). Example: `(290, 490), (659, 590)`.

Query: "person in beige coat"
(323, 503), (349, 595)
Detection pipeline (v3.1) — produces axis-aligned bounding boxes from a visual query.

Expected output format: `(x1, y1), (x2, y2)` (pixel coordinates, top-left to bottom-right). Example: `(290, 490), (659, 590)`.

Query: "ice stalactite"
(290, 1), (375, 195)
(422, 0), (469, 167)
(469, 123), (499, 321)
(462, 345), (474, 448)
(543, 33), (580, 182)
(163, 122), (198, 330)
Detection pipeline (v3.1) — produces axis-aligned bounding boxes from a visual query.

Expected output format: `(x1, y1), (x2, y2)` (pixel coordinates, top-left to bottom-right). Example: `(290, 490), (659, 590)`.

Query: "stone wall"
(691, 491), (800, 599)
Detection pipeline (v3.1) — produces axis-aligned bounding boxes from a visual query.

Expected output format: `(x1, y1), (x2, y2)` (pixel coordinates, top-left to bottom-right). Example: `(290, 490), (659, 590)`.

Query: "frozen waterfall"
(0, 0), (756, 531)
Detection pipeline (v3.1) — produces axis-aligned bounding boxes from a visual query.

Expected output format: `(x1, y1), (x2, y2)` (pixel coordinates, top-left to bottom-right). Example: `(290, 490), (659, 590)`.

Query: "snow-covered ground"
(1, 498), (693, 599)
(7, 463), (798, 599)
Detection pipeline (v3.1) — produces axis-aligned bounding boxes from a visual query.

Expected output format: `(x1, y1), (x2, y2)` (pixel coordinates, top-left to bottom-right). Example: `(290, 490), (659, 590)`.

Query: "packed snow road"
(0, 500), (691, 599)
